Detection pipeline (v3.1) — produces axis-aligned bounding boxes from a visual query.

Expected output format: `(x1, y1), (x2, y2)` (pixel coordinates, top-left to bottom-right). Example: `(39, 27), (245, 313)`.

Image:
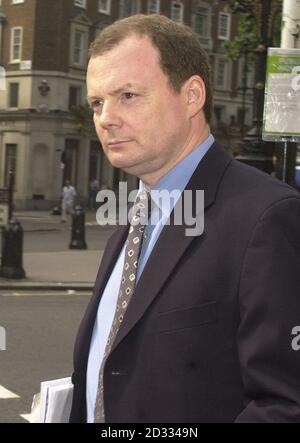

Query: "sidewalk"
(13, 197), (126, 230)
(0, 209), (105, 291)
(0, 203), (126, 290)
(0, 249), (103, 290)
(14, 209), (101, 232)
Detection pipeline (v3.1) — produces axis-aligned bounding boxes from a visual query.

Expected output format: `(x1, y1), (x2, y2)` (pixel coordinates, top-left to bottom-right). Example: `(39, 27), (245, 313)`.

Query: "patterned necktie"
(94, 189), (150, 423)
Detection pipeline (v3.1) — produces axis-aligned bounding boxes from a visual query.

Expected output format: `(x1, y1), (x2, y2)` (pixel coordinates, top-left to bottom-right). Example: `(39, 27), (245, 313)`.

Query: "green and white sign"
(263, 47), (300, 142)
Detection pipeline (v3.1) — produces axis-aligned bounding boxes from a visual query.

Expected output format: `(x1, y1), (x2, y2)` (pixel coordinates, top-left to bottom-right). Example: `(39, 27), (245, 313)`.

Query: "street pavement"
(0, 209), (118, 289)
(0, 292), (89, 423)
(0, 209), (119, 423)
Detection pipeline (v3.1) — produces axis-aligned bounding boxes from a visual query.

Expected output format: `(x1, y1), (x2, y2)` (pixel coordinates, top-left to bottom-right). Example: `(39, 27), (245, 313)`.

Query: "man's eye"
(90, 100), (103, 111)
(123, 92), (136, 100)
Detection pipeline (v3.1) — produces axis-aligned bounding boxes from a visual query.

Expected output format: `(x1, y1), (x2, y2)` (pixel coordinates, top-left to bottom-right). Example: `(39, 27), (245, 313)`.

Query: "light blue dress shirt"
(86, 134), (214, 422)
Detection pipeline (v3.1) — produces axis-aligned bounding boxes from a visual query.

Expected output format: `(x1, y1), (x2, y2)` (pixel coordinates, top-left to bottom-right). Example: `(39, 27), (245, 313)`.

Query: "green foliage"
(224, 1), (283, 61)
(70, 104), (95, 134)
(272, 9), (283, 47)
(224, 12), (258, 61)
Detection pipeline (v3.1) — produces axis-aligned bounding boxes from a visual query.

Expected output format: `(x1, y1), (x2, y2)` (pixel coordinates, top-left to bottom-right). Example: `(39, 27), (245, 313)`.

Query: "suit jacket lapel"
(111, 142), (233, 351)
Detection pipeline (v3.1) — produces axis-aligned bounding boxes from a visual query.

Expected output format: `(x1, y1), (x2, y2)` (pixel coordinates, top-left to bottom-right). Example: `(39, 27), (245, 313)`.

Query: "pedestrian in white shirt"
(61, 181), (76, 222)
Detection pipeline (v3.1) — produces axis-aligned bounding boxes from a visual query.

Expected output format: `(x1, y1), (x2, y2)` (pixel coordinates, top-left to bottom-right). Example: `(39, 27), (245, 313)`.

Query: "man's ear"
(184, 76), (206, 118)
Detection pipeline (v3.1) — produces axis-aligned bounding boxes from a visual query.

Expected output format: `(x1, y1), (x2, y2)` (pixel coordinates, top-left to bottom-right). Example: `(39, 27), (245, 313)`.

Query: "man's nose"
(98, 101), (122, 130)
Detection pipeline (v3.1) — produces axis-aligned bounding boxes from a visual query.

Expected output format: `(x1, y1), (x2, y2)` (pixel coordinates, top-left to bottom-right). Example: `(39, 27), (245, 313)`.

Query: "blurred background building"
(0, 0), (254, 209)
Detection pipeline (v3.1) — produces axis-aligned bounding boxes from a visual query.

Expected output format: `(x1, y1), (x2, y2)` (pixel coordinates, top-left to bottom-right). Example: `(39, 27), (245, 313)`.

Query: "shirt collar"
(139, 134), (214, 218)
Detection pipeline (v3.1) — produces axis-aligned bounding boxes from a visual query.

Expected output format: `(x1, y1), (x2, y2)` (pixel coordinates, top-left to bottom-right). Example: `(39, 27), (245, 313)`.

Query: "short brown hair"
(89, 14), (212, 122)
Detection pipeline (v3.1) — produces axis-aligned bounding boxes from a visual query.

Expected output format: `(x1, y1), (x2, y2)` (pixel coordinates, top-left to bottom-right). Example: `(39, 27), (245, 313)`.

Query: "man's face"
(87, 34), (192, 185)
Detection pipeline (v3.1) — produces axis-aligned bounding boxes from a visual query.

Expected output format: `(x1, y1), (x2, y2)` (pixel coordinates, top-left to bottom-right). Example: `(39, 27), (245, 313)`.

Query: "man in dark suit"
(70, 14), (300, 423)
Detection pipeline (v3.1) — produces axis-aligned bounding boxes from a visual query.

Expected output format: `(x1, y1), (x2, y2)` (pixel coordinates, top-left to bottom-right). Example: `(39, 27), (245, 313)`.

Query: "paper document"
(30, 377), (73, 423)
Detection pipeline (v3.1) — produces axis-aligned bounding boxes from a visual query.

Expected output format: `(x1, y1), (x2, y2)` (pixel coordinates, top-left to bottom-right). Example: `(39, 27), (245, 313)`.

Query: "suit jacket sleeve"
(236, 196), (300, 422)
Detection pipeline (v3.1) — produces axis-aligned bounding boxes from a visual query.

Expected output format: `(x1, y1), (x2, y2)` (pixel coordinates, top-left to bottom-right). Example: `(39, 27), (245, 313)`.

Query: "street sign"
(263, 47), (300, 142)
(20, 60), (32, 71)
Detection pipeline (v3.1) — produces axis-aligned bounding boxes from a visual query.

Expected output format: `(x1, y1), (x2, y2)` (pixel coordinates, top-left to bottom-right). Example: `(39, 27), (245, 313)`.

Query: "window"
(218, 12), (231, 40)
(119, 0), (141, 18)
(74, 0), (86, 8)
(148, 0), (160, 14)
(98, 0), (111, 14)
(237, 107), (249, 127)
(69, 86), (81, 109)
(70, 24), (88, 68)
(215, 58), (229, 89)
(72, 30), (85, 65)
(63, 140), (79, 186)
(12, 0), (24, 4)
(10, 27), (22, 63)
(193, 4), (212, 48)
(195, 11), (208, 37)
(4, 144), (17, 188)
(9, 83), (19, 107)
(214, 106), (224, 123)
(171, 1), (184, 23)
(89, 141), (102, 184)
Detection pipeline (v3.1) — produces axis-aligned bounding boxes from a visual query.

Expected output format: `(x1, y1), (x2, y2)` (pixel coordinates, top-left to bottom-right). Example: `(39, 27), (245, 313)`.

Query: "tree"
(70, 104), (95, 134)
(223, 11), (258, 62)
(222, 1), (297, 187)
(223, 2), (282, 61)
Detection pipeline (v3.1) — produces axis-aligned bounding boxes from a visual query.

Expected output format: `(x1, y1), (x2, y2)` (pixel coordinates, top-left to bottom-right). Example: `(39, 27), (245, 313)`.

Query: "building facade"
(0, 0), (254, 209)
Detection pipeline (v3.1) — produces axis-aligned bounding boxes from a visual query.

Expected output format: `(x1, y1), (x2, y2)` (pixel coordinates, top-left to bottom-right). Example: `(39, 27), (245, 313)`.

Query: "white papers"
(30, 377), (73, 423)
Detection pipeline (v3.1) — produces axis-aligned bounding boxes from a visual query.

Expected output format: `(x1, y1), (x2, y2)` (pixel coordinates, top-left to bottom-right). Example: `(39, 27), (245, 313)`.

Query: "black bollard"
(0, 218), (26, 279)
(69, 205), (87, 250)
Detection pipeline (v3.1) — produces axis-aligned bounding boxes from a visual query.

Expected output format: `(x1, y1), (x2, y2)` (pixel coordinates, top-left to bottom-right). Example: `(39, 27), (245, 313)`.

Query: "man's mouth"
(107, 139), (133, 147)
